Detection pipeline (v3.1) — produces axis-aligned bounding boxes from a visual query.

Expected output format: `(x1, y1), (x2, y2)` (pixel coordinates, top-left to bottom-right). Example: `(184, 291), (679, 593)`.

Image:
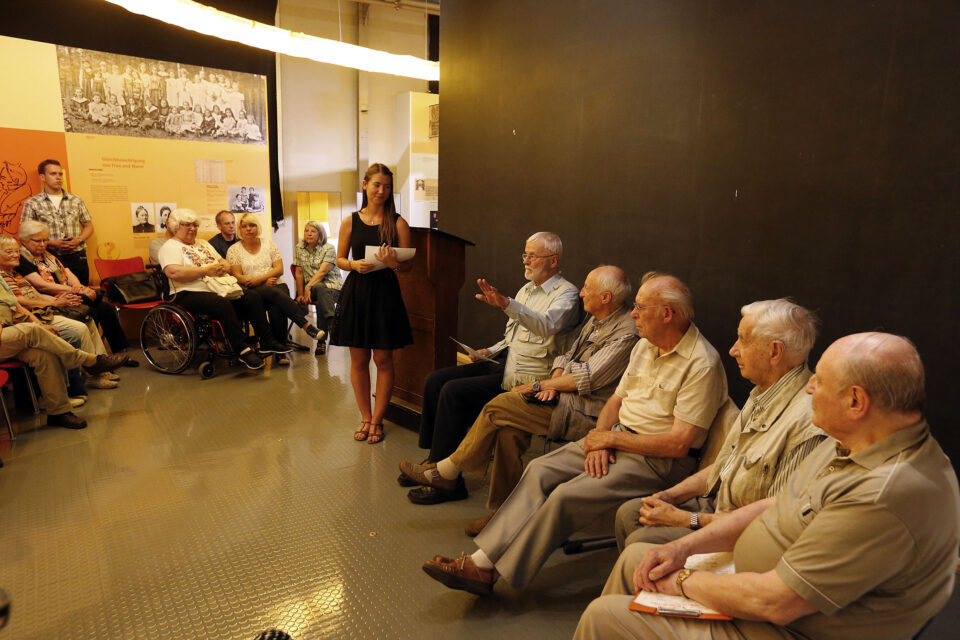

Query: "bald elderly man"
(422, 272), (728, 595)
(578, 332), (959, 640)
(615, 298), (826, 550)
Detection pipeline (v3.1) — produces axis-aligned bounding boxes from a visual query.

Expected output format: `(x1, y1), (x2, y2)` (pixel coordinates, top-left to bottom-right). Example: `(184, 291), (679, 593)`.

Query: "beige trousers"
(448, 391), (554, 509)
(0, 324), (90, 415)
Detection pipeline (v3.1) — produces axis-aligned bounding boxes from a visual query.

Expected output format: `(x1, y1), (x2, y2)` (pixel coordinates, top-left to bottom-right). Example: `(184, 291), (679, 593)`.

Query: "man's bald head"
(830, 332), (925, 414)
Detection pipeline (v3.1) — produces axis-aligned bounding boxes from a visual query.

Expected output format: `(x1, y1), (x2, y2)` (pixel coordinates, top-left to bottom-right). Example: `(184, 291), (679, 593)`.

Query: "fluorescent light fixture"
(103, 0), (440, 81)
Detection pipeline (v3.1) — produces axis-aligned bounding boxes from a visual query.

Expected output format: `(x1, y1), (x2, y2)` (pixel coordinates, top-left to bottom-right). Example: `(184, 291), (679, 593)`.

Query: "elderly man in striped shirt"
(614, 298), (825, 551)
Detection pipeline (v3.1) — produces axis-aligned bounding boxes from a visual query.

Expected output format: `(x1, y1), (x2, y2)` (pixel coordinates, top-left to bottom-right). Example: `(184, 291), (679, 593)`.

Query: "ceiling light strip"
(103, 0), (440, 81)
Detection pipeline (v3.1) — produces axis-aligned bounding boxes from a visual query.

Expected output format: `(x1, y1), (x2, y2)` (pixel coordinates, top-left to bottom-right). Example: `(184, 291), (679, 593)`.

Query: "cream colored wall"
(275, 0), (429, 271)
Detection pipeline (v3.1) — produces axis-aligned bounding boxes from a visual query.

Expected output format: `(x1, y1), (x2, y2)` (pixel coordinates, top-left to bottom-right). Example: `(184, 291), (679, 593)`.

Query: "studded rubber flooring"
(0, 339), (623, 640)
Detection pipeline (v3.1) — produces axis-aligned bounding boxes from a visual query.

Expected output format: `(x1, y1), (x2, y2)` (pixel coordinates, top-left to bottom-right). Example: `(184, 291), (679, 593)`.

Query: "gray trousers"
(474, 433), (697, 591)
(614, 495), (715, 551)
(572, 542), (791, 640)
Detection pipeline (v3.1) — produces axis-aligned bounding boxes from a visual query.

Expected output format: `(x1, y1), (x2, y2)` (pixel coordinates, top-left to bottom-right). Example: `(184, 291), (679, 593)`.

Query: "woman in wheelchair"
(226, 213), (323, 366)
(157, 208), (291, 371)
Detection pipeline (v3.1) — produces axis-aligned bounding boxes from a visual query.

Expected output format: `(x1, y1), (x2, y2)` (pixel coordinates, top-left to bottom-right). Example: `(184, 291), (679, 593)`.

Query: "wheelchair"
(139, 266), (244, 379)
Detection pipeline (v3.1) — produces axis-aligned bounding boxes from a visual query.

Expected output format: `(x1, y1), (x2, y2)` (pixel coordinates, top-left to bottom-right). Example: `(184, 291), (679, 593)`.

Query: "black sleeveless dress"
(330, 212), (413, 349)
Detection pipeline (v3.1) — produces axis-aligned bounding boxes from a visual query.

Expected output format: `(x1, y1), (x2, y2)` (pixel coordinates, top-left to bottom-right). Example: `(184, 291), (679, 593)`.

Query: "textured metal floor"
(0, 340), (620, 640)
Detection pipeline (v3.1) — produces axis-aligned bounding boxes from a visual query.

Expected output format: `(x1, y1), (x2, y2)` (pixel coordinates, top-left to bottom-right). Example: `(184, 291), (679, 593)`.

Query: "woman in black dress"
(331, 163), (413, 444)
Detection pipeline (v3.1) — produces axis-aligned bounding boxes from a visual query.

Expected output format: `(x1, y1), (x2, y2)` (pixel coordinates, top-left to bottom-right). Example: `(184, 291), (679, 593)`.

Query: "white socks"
(471, 549), (494, 569)
(436, 458), (460, 480)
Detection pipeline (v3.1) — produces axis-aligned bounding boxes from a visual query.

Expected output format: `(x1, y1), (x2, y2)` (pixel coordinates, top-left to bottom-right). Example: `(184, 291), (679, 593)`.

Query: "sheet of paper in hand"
(450, 337), (500, 364)
(629, 552), (735, 620)
(363, 246), (416, 271)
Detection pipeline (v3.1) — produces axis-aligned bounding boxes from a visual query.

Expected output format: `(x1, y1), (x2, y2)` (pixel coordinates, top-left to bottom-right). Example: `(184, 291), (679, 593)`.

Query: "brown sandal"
(354, 421), (371, 441)
(367, 422), (384, 445)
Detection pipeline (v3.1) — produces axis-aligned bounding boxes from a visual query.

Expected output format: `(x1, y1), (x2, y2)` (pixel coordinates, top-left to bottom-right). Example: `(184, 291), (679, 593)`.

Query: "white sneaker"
(86, 376), (118, 389)
(69, 396), (87, 408)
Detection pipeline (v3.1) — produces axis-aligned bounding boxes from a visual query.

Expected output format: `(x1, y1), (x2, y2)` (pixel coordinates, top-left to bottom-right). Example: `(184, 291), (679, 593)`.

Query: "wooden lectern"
(391, 228), (474, 418)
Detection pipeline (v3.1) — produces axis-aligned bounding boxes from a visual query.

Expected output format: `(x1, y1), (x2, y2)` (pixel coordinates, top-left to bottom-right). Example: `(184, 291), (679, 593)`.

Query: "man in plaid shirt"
(20, 159), (95, 284)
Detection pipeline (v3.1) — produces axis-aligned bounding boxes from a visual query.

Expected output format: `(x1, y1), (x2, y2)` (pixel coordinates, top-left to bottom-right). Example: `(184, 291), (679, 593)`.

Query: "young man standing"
(20, 160), (95, 284)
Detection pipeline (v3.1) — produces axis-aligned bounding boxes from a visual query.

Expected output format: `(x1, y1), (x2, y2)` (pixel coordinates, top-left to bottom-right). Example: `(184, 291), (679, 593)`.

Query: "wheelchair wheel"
(198, 361), (215, 379)
(140, 304), (198, 374)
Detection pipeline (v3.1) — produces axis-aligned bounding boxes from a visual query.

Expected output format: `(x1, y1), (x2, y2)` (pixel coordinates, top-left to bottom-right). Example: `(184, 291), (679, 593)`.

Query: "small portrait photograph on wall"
(228, 185), (265, 213)
(156, 203), (176, 231)
(131, 202), (156, 234)
(56, 46), (267, 145)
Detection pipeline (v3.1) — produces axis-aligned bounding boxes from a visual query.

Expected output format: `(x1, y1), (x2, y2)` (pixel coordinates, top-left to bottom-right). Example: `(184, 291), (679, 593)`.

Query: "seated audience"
(399, 265), (637, 535)
(0, 235), (118, 390)
(579, 332), (959, 640)
(0, 256), (128, 429)
(158, 208), (291, 370)
(411, 231), (581, 504)
(293, 220), (341, 356)
(17, 220), (131, 355)
(226, 213), (323, 365)
(615, 298), (825, 550)
(421, 273), (727, 595)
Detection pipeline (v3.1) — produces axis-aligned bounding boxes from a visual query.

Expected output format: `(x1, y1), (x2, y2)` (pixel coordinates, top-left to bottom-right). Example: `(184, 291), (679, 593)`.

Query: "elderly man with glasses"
(407, 231), (582, 504)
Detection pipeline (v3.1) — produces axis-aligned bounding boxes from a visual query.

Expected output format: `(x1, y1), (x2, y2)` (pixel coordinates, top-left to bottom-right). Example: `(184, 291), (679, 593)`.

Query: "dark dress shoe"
(397, 473), (419, 487)
(84, 353), (129, 376)
(122, 359), (140, 367)
(407, 477), (468, 505)
(47, 412), (87, 429)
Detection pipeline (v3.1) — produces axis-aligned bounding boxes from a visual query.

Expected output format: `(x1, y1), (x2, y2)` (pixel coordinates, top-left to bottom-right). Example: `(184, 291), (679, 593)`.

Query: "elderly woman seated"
(226, 213), (322, 365)
(293, 220), (342, 356)
(158, 208), (291, 370)
(17, 219), (131, 355)
(0, 252), (128, 429)
(0, 235), (118, 390)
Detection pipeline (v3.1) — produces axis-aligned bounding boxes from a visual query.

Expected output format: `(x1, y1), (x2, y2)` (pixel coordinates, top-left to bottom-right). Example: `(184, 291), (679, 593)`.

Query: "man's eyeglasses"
(633, 303), (663, 313)
(521, 253), (557, 262)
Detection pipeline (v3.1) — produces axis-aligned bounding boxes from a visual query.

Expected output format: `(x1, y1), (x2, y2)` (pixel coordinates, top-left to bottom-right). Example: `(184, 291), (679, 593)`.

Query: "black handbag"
(101, 272), (160, 304)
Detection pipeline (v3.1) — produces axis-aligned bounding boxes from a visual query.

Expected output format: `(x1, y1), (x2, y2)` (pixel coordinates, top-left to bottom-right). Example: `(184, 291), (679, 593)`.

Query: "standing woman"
(331, 163), (413, 444)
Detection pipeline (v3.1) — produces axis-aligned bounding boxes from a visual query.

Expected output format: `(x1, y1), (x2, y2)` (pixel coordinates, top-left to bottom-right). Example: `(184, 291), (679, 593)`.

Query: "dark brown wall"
(440, 1), (960, 465)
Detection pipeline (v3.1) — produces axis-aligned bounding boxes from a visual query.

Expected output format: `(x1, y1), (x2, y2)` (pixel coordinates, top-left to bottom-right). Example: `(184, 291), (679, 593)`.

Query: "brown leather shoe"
(464, 511), (496, 537)
(398, 460), (458, 491)
(47, 412), (87, 430)
(84, 353), (130, 376)
(422, 554), (497, 596)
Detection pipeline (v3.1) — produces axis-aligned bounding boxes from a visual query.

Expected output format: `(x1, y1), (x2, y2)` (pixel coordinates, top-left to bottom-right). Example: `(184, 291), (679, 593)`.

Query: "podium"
(391, 228), (474, 415)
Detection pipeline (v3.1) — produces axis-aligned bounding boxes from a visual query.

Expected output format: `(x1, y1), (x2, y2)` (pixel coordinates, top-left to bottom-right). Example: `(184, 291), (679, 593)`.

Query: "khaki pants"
(574, 542), (791, 640)
(474, 434), (697, 591)
(449, 391), (555, 509)
(0, 324), (90, 415)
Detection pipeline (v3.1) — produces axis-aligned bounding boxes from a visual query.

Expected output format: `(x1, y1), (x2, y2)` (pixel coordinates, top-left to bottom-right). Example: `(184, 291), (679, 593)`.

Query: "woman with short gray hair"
(293, 220), (342, 355)
(18, 219), (131, 355)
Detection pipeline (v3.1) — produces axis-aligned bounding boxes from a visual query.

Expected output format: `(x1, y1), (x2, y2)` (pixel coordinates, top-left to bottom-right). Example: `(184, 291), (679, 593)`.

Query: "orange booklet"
(629, 552), (734, 620)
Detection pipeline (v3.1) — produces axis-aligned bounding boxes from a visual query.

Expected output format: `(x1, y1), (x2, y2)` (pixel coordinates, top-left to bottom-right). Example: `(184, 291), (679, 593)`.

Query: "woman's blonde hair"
(237, 212), (261, 237)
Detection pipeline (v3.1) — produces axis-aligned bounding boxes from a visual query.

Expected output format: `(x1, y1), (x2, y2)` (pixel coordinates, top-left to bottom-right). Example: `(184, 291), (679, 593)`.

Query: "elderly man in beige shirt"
(578, 332), (959, 640)
(421, 272), (728, 595)
(615, 298), (825, 550)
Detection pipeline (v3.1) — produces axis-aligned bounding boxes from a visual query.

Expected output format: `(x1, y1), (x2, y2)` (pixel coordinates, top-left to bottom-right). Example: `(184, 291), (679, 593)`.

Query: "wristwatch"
(690, 512), (700, 530)
(532, 381), (542, 393)
(676, 568), (695, 598)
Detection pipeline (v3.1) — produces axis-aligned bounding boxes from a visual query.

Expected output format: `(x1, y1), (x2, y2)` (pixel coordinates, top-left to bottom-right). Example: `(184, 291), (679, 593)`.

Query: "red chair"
(94, 257), (162, 311)
(0, 361), (41, 441)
